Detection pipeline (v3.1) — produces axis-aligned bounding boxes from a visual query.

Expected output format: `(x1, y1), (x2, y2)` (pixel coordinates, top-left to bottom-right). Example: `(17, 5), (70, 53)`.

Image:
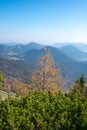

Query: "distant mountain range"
(0, 42), (87, 88)
(60, 45), (87, 61)
(51, 43), (87, 53)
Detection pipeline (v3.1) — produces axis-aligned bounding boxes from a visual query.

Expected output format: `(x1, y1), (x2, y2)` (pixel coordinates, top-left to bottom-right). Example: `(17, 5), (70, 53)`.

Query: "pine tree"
(76, 74), (86, 88)
(69, 74), (87, 96)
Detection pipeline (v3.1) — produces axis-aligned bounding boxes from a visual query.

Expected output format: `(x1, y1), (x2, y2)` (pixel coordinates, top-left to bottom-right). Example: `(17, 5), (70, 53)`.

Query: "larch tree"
(0, 71), (3, 89)
(32, 48), (65, 92)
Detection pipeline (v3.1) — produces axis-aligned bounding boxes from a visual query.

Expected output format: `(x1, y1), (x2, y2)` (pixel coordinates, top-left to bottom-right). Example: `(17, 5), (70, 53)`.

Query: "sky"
(0, 0), (87, 44)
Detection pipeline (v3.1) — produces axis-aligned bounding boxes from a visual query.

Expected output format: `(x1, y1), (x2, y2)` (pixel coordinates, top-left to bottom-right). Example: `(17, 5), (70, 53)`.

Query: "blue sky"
(0, 0), (87, 44)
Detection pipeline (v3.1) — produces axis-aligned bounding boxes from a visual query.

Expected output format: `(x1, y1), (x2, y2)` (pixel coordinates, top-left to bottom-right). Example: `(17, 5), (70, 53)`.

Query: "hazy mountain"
(51, 43), (87, 53)
(60, 45), (87, 61)
(74, 43), (87, 53)
(0, 42), (44, 59)
(51, 43), (69, 48)
(0, 44), (86, 88)
(0, 43), (87, 88)
(0, 42), (18, 46)
(26, 42), (44, 50)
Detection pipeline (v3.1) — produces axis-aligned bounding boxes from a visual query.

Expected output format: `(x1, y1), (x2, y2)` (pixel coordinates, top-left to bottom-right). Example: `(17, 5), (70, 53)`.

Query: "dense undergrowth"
(0, 89), (87, 130)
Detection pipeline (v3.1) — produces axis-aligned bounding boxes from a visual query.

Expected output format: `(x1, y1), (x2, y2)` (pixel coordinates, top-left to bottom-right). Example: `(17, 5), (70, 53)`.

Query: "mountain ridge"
(0, 42), (87, 89)
(60, 45), (87, 61)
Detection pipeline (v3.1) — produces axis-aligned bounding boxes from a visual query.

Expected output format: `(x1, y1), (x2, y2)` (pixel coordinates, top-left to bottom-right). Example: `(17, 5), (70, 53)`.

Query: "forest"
(0, 52), (87, 130)
(0, 75), (87, 130)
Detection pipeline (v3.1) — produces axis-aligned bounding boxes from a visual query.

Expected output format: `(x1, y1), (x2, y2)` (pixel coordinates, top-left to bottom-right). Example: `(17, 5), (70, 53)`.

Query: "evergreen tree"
(76, 74), (86, 88)
(69, 74), (87, 96)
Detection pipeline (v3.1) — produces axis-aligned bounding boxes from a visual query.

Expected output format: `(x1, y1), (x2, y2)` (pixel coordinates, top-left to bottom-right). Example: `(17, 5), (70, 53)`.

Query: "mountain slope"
(0, 42), (44, 59)
(0, 45), (86, 88)
(0, 43), (87, 89)
(26, 42), (44, 50)
(74, 43), (87, 53)
(60, 45), (87, 61)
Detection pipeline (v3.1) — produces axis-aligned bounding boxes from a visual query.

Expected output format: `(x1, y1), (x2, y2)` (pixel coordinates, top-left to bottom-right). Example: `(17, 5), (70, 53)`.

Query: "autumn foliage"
(32, 49), (65, 92)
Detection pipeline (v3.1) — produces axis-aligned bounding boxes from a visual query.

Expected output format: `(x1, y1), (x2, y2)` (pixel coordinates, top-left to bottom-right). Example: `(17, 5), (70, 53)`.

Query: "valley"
(0, 42), (87, 92)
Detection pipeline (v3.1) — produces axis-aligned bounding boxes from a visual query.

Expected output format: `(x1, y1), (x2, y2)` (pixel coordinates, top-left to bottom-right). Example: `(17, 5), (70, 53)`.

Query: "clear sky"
(0, 0), (87, 44)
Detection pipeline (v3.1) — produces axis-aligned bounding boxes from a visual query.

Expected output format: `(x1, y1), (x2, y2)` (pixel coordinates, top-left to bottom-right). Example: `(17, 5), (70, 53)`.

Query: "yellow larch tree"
(32, 48), (65, 92)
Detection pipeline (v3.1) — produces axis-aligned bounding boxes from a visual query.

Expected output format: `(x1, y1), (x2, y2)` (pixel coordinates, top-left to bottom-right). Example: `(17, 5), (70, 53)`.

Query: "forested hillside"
(0, 43), (87, 90)
(0, 43), (87, 129)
